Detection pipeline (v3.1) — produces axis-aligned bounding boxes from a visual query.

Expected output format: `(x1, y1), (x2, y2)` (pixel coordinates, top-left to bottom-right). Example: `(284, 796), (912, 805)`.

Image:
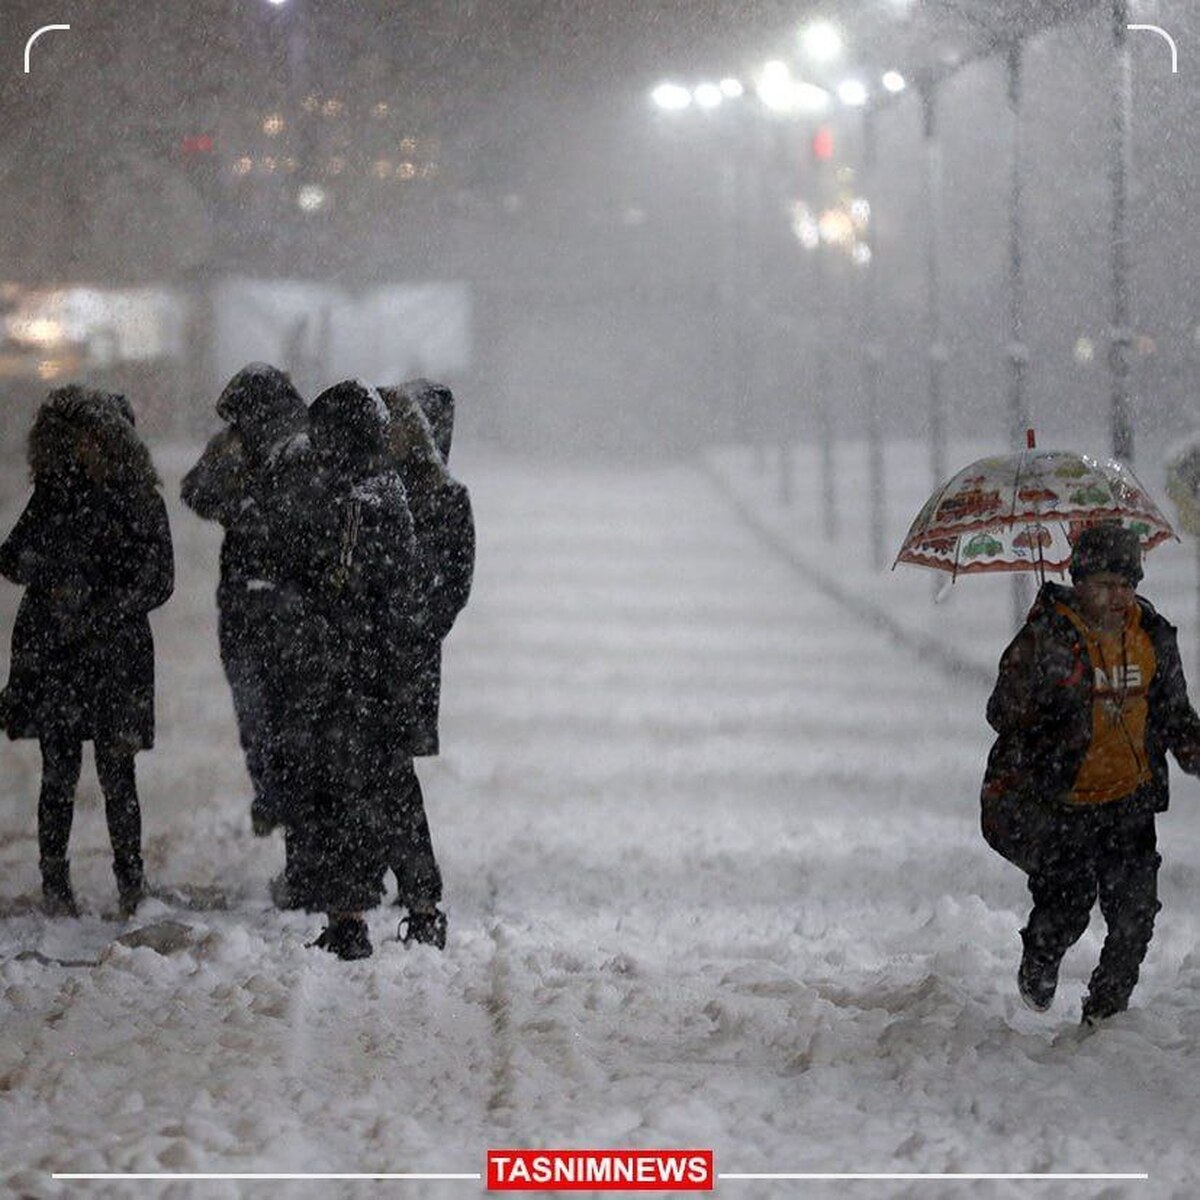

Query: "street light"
(882, 70), (907, 94)
(651, 82), (692, 111)
(837, 78), (869, 107)
(756, 60), (797, 112)
(693, 82), (724, 110)
(802, 21), (844, 63)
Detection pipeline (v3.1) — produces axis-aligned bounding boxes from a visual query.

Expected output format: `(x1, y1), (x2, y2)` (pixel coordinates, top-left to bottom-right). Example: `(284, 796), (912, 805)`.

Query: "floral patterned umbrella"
(895, 448), (1176, 579)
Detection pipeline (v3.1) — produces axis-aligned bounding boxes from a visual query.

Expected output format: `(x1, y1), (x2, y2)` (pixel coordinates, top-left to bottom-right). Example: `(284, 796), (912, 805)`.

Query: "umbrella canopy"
(895, 449), (1176, 578)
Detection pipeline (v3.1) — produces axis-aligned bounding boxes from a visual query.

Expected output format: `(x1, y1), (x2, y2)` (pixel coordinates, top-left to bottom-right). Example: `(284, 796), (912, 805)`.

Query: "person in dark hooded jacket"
(282, 380), (417, 960)
(982, 522), (1200, 1024)
(402, 378), (456, 464)
(378, 385), (475, 947)
(180, 364), (309, 838)
(0, 386), (174, 916)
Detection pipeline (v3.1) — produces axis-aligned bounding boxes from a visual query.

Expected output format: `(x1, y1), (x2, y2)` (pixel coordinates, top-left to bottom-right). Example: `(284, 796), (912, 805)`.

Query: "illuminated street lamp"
(756, 60), (796, 113)
(693, 82), (723, 110)
(882, 70), (906, 94)
(802, 21), (843, 64)
(651, 82), (692, 111)
(837, 78), (869, 108)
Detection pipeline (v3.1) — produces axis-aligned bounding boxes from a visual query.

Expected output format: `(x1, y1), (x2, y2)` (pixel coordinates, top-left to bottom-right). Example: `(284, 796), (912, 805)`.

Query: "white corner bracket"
(1127, 24), (1179, 74)
(23, 24), (71, 74)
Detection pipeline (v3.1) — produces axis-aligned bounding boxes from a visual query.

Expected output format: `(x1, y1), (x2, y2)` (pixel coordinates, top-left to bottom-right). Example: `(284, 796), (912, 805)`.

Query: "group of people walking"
(1, 368), (474, 961)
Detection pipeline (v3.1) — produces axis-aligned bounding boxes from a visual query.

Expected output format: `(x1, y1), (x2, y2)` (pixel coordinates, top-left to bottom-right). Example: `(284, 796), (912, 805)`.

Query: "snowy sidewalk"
(0, 449), (1198, 1199)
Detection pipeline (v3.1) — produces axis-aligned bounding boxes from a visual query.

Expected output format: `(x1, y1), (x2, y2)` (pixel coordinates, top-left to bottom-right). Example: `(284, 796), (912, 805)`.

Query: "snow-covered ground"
(2, 443), (1200, 1200)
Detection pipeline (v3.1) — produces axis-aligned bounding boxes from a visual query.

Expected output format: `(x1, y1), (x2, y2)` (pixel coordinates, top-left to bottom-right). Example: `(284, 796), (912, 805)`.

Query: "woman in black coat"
(282, 380), (417, 960)
(0, 387), (174, 916)
(378, 386), (475, 947)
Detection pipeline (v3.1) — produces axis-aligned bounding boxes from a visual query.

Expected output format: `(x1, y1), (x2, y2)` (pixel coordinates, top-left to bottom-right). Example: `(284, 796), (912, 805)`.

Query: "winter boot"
(114, 852), (145, 918)
(41, 857), (79, 918)
(1081, 989), (1129, 1027)
(399, 907), (448, 950)
(312, 916), (373, 961)
(1018, 940), (1060, 1012)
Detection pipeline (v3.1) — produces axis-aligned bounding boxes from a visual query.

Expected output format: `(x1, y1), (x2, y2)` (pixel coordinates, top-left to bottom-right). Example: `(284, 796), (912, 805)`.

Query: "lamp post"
(1109, 0), (1135, 462)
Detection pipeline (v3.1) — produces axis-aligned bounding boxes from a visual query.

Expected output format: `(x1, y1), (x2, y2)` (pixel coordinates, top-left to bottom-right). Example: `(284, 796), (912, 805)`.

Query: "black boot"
(312, 916), (373, 961)
(41, 857), (79, 918)
(1018, 936), (1060, 1013)
(399, 907), (447, 950)
(114, 852), (145, 918)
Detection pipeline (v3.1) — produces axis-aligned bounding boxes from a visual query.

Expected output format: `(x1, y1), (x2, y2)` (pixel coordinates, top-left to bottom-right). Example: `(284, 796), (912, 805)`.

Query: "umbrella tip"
(1026, 428), (1036, 449)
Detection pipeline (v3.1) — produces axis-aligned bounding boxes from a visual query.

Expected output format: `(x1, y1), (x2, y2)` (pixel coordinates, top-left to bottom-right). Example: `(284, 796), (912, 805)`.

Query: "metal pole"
(861, 107), (885, 570)
(815, 241), (837, 540)
(1006, 43), (1033, 626)
(921, 82), (947, 494)
(1110, 0), (1135, 462)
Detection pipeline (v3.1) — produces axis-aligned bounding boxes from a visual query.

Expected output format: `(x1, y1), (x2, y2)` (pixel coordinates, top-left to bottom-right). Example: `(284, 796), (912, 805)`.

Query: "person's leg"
(219, 602), (274, 817)
(94, 737), (144, 914)
(390, 759), (443, 910)
(38, 733), (83, 915)
(1085, 808), (1161, 1020)
(1020, 810), (1098, 1008)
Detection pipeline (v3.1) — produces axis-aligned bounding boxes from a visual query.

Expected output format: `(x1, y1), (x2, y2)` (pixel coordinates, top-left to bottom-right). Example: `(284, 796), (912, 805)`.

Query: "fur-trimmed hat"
(1069, 521), (1143, 586)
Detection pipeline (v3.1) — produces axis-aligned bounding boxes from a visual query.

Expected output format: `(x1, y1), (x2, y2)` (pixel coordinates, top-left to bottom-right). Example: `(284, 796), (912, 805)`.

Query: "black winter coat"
(283, 465), (418, 800)
(0, 473), (174, 747)
(981, 581), (1200, 871)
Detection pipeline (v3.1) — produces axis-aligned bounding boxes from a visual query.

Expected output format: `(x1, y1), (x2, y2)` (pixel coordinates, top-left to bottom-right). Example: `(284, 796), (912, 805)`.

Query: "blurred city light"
(693, 82), (723, 109)
(882, 70), (907, 94)
(651, 82), (693, 111)
(837, 78), (869, 107)
(719, 78), (744, 98)
(297, 184), (327, 212)
(802, 22), (843, 63)
(756, 60), (795, 112)
(790, 201), (821, 250)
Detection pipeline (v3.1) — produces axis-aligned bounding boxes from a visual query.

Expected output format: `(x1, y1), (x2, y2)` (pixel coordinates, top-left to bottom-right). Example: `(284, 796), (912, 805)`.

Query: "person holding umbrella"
(981, 521), (1200, 1024)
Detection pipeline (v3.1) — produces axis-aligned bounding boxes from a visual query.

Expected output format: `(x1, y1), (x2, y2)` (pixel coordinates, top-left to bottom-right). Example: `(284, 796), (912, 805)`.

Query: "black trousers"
(1022, 796), (1161, 1009)
(38, 732), (143, 887)
(386, 760), (442, 910)
(219, 600), (274, 811)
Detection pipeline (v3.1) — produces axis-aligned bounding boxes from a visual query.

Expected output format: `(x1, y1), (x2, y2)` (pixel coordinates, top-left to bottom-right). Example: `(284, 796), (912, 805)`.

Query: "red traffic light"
(812, 126), (834, 161)
(180, 134), (215, 155)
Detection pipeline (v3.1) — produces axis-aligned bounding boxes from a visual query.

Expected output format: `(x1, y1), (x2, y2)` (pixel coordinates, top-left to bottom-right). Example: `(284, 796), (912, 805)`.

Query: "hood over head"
(29, 385), (158, 487)
(378, 385), (446, 475)
(401, 378), (455, 462)
(215, 363), (307, 462)
(309, 379), (390, 477)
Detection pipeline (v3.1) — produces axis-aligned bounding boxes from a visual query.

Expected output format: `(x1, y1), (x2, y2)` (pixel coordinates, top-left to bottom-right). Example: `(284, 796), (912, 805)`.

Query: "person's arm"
(426, 485), (475, 642)
(986, 619), (1079, 736)
(0, 489), (49, 586)
(181, 428), (247, 525)
(1154, 624), (1200, 775)
(99, 490), (175, 619)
